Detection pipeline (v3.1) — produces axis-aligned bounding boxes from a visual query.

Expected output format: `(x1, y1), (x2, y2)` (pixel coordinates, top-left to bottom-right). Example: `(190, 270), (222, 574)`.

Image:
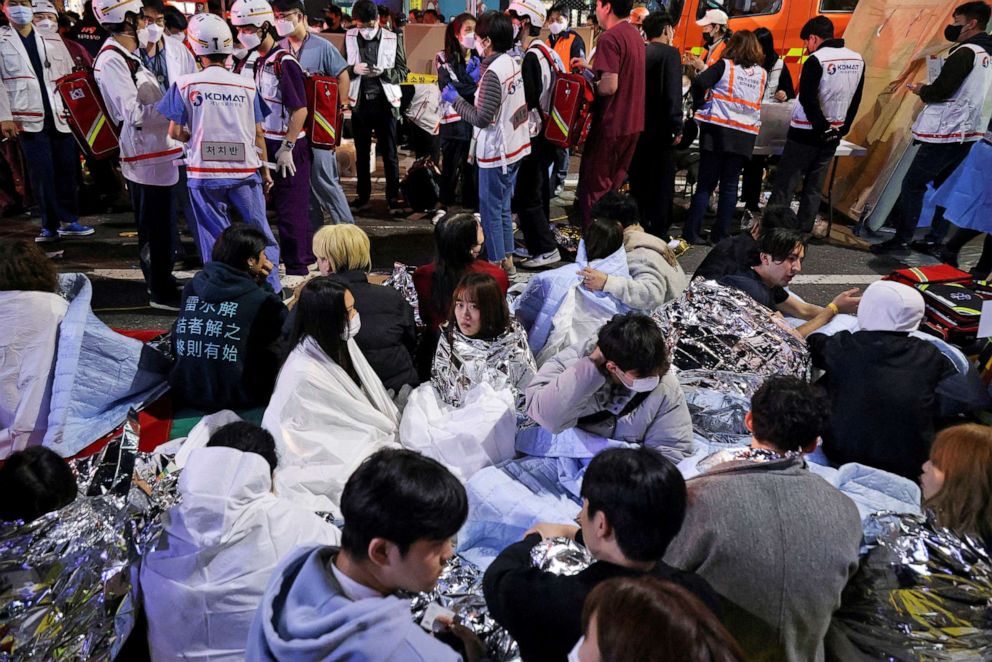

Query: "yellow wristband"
(827, 303), (839, 315)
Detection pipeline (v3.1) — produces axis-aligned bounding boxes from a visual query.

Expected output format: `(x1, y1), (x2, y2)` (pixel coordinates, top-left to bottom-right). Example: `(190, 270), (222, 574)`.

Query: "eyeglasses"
(140, 14), (166, 26)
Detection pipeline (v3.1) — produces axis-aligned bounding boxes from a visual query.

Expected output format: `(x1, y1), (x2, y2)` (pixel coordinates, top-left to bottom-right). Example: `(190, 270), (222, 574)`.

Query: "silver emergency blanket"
(529, 536), (594, 576)
(653, 279), (811, 379)
(831, 512), (992, 660)
(0, 414), (181, 661)
(552, 224), (582, 255)
(431, 320), (537, 414)
(383, 262), (422, 326)
(679, 370), (764, 445)
(408, 555), (520, 661)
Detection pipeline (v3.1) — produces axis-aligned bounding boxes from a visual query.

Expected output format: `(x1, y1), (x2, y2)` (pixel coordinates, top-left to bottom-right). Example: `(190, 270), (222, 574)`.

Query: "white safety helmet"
(507, 0), (545, 28)
(230, 0), (275, 28)
(92, 0), (142, 26)
(186, 12), (235, 55)
(32, 0), (58, 14)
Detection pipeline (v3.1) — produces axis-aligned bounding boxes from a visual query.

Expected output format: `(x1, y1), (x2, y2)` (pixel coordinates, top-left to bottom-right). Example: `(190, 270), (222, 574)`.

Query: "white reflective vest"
(912, 43), (992, 144)
(93, 38), (180, 186)
(763, 57), (784, 102)
(255, 47), (306, 142)
(790, 46), (864, 130)
(233, 49), (260, 80)
(475, 52), (531, 170)
(345, 27), (401, 108)
(176, 66), (261, 180)
(435, 50), (462, 124)
(162, 36), (197, 85)
(695, 59), (767, 135)
(0, 26), (73, 133)
(524, 39), (564, 136)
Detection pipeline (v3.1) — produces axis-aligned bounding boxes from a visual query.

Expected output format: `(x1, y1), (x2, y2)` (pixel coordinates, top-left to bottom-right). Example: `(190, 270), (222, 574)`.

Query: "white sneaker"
(520, 249), (561, 269)
(513, 246), (531, 259)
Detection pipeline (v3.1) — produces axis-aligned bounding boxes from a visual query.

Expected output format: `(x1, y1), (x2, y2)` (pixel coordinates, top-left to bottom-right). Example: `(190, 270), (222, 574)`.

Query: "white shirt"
(331, 562), (383, 601)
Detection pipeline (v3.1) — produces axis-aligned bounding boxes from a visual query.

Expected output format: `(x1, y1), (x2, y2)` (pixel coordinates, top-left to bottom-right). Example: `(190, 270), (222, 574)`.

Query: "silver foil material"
(383, 262), (422, 326)
(431, 320), (537, 416)
(679, 370), (764, 444)
(833, 512), (992, 660)
(653, 279), (811, 379)
(552, 224), (582, 255)
(529, 537), (594, 576)
(1, 421), (182, 661)
(409, 556), (520, 661)
(696, 446), (800, 474)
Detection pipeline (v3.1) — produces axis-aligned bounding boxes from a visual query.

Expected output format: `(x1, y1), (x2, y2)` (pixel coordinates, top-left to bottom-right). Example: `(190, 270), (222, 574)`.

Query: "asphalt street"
(2, 170), (984, 332)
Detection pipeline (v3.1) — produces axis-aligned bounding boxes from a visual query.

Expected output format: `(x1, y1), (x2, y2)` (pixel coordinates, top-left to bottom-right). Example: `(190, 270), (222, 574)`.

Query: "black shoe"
(910, 239), (943, 257)
(869, 238), (909, 254)
(938, 248), (959, 269)
(350, 198), (370, 213)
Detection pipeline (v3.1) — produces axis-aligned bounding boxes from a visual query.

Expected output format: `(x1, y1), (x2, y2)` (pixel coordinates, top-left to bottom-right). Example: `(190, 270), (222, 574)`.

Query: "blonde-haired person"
(298, 224), (419, 392)
(922, 423), (992, 551)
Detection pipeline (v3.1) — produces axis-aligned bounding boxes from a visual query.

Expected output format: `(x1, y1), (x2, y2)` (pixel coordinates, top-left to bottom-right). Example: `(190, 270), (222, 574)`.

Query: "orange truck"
(670, 0), (858, 80)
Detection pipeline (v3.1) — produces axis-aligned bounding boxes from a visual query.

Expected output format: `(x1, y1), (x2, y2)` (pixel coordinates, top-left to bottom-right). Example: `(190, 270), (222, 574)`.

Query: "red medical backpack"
(531, 42), (595, 150)
(305, 75), (343, 150)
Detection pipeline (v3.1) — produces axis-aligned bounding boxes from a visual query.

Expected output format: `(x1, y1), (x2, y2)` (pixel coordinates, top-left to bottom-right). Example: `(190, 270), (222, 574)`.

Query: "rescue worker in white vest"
(156, 11), (282, 293)
(508, 0), (562, 270)
(345, 0), (408, 215)
(546, 2), (585, 197)
(0, 0), (93, 244)
(253, 0), (312, 289)
(767, 16), (864, 234)
(276, 0), (353, 227)
(435, 12), (479, 210)
(139, 0), (197, 265)
(871, 1), (992, 255)
(442, 11), (530, 276)
(93, 0), (183, 310)
(685, 8), (729, 73)
(682, 30), (767, 245)
(231, 0), (268, 79)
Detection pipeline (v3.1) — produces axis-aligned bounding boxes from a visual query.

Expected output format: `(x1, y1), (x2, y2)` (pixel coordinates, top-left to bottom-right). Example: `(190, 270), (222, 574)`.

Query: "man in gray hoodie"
(246, 449), (484, 662)
(664, 376), (862, 662)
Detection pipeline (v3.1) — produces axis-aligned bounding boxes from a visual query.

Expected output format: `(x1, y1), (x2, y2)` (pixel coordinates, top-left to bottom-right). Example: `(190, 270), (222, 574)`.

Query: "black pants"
(439, 136), (477, 209)
(628, 131), (677, 238)
(944, 228), (992, 276)
(768, 138), (838, 232)
(19, 128), (79, 232)
(128, 180), (175, 300)
(740, 154), (769, 212)
(893, 141), (972, 244)
(511, 134), (557, 255)
(353, 94), (400, 203)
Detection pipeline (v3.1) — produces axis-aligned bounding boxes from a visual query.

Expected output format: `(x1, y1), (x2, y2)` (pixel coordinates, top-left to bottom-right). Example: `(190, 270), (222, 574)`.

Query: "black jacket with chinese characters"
(168, 261), (286, 412)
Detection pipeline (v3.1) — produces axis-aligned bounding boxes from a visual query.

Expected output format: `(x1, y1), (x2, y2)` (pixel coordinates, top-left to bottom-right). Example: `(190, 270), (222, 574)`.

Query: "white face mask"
(341, 312), (361, 340)
(274, 17), (295, 36)
(147, 22), (164, 43)
(474, 38), (487, 57)
(359, 25), (378, 40)
(613, 365), (660, 393)
(458, 32), (475, 50)
(549, 19), (567, 35)
(567, 636), (583, 662)
(166, 32), (185, 42)
(5, 5), (34, 25)
(511, 21), (520, 38)
(238, 31), (261, 50)
(34, 18), (56, 32)
(233, 45), (248, 60)
(137, 26), (151, 47)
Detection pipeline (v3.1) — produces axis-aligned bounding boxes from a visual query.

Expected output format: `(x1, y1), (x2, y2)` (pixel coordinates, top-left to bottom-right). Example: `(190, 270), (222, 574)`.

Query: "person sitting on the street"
(0, 240), (69, 456)
(664, 375), (862, 662)
(0, 446), (77, 522)
(262, 276), (399, 516)
(246, 448), (483, 661)
(312, 224), (418, 393)
(169, 224), (286, 413)
(576, 192), (688, 313)
(483, 446), (719, 661)
(525, 312), (693, 463)
(809, 280), (959, 480)
(574, 577), (745, 662)
(140, 422), (341, 662)
(922, 423), (992, 551)
(432, 272), (536, 413)
(694, 205), (799, 282)
(719, 228), (860, 337)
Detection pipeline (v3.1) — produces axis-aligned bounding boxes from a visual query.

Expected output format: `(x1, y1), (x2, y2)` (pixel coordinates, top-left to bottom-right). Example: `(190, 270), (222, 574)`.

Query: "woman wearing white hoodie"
(140, 422), (340, 662)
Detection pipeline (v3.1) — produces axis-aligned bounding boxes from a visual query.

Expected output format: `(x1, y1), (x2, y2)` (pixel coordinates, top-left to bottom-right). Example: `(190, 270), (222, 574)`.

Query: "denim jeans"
(684, 150), (747, 243)
(309, 146), (354, 227)
(479, 162), (519, 261)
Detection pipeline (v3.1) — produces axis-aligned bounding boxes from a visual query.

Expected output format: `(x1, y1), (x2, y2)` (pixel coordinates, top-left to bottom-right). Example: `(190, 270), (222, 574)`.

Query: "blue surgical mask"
(5, 5), (34, 25)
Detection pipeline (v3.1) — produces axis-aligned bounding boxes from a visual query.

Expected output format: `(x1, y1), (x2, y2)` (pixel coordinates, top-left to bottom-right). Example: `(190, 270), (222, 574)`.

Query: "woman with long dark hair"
(740, 27), (795, 213)
(683, 30), (767, 244)
(262, 276), (399, 516)
(435, 13), (479, 209)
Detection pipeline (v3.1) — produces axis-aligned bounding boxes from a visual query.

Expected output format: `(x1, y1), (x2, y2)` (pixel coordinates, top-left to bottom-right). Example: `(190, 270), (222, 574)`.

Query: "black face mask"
(702, 31), (715, 46)
(944, 23), (963, 42)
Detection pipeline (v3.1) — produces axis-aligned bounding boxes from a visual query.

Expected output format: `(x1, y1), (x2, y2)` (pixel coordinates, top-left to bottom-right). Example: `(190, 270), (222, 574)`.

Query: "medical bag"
(531, 44), (594, 149)
(306, 75), (342, 150)
(915, 282), (988, 344)
(884, 264), (973, 287)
